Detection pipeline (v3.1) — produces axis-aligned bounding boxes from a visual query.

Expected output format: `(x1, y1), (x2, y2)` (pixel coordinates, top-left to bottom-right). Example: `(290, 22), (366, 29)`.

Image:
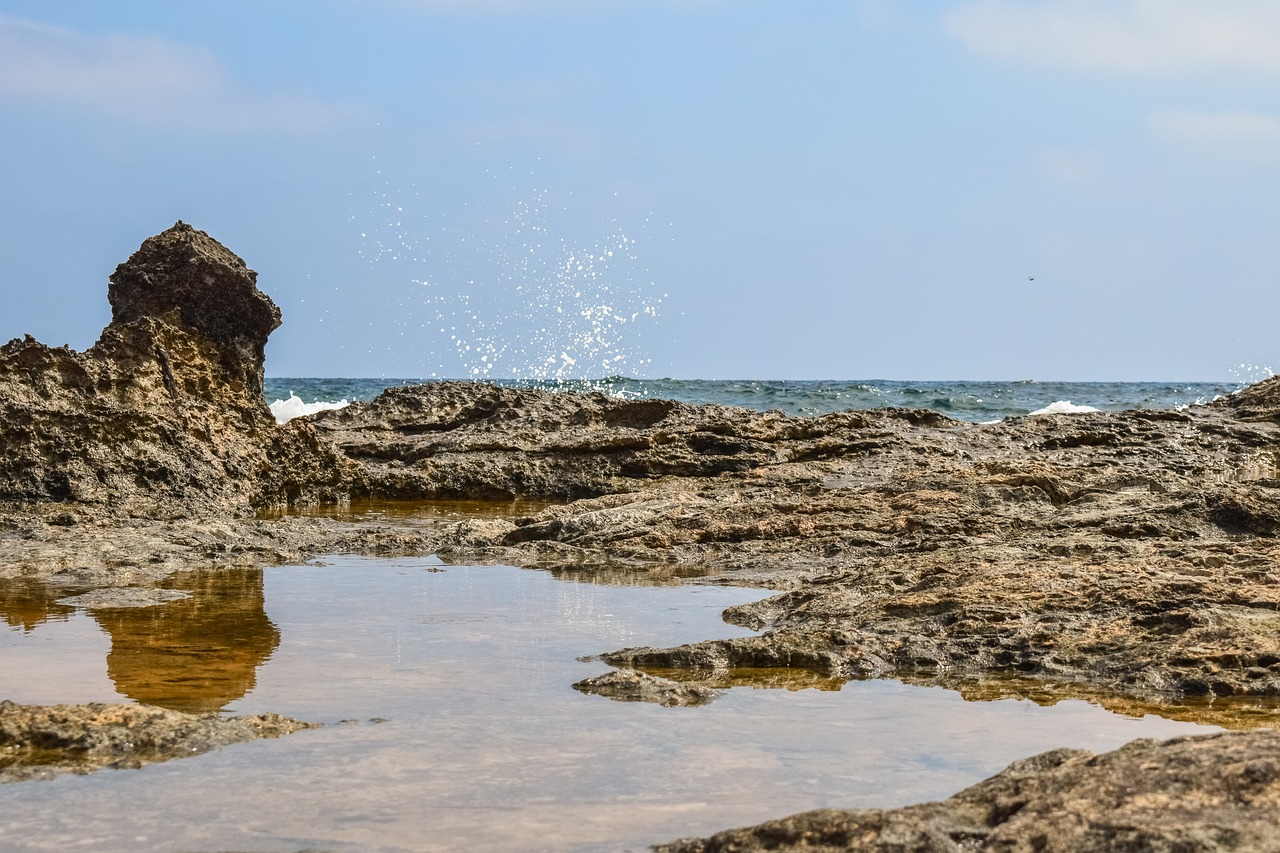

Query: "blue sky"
(3, 1), (1280, 381)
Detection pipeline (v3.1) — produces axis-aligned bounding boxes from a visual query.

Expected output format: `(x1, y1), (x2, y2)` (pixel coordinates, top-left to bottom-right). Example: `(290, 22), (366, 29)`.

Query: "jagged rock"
(1211, 374), (1280, 422)
(106, 220), (281, 401)
(0, 700), (317, 782)
(308, 381), (934, 500)
(655, 729), (1280, 852)
(0, 222), (347, 515)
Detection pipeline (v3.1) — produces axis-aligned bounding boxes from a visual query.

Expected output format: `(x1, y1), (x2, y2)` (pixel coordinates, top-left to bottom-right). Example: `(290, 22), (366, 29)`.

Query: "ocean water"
(265, 376), (1243, 424)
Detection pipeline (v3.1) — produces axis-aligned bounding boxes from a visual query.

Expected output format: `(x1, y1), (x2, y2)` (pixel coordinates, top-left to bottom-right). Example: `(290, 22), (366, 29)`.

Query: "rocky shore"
(3, 224), (1280, 847)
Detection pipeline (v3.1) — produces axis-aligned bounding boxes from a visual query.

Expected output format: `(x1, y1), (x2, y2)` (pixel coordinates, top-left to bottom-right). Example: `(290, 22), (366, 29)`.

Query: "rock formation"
(0, 221), (348, 516)
(654, 730), (1280, 852)
(5, 224), (1280, 845)
(294, 380), (1280, 717)
(0, 700), (315, 782)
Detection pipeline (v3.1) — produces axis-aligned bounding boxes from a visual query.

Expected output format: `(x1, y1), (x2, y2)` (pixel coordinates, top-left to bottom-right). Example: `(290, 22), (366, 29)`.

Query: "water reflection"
(92, 569), (279, 713)
(541, 563), (719, 587)
(619, 667), (1280, 729)
(632, 665), (847, 692)
(0, 560), (1232, 853)
(915, 673), (1280, 731)
(0, 569), (278, 714)
(257, 497), (556, 523)
(0, 580), (74, 633)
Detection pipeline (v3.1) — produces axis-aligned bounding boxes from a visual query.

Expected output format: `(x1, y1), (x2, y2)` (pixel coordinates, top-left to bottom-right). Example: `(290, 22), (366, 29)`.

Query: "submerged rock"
(655, 729), (1280, 852)
(572, 669), (721, 707)
(0, 700), (316, 783)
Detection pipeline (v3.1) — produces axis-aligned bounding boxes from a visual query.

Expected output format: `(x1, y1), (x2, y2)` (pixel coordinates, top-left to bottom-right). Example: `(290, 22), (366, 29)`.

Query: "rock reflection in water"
(258, 497), (555, 524)
(0, 580), (75, 633)
(91, 569), (278, 713)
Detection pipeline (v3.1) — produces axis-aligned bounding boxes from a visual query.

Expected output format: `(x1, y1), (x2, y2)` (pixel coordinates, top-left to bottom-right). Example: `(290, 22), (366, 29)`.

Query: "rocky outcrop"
(307, 382), (946, 500)
(7, 224), (1280, 845)
(0, 700), (316, 782)
(572, 669), (721, 707)
(105, 220), (281, 403)
(655, 729), (1280, 852)
(0, 222), (348, 516)
(290, 380), (1280, 714)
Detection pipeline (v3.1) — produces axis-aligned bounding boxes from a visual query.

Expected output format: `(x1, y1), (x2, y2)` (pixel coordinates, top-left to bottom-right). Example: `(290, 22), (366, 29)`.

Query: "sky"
(3, 1), (1280, 382)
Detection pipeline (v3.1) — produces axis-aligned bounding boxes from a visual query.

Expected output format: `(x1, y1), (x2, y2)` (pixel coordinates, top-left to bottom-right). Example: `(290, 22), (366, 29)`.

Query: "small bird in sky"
(1028, 276), (1036, 282)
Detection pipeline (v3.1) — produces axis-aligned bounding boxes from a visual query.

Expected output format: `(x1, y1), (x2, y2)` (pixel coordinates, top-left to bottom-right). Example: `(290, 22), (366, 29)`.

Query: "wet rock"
(0, 700), (317, 782)
(655, 729), (1280, 852)
(572, 669), (721, 707)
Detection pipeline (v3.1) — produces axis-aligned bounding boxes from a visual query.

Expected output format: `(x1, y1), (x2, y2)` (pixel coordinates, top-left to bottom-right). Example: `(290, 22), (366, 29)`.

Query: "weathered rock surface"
(7, 224), (1280, 843)
(655, 729), (1280, 852)
(0, 222), (350, 516)
(309, 381), (947, 501)
(0, 700), (316, 782)
(572, 668), (721, 707)
(298, 379), (1280, 714)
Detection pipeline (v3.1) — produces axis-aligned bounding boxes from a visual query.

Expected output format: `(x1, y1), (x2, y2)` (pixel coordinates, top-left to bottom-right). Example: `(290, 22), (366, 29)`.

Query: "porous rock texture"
(654, 730), (1280, 852)
(0, 221), (349, 516)
(6, 224), (1280, 843)
(308, 379), (1280, 717)
(0, 224), (345, 776)
(0, 700), (315, 782)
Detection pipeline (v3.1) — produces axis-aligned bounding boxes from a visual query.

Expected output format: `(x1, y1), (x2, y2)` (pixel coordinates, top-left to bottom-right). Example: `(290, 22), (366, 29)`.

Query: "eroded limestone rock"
(655, 729), (1280, 852)
(0, 700), (316, 782)
(0, 222), (349, 516)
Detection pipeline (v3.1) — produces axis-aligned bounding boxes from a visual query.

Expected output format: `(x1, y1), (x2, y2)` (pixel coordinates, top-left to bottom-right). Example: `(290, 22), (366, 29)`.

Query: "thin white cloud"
(1150, 110), (1280, 144)
(0, 14), (360, 132)
(946, 0), (1280, 74)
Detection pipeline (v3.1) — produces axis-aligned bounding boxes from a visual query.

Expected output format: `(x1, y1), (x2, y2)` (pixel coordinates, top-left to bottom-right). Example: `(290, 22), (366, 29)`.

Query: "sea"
(264, 376), (1245, 424)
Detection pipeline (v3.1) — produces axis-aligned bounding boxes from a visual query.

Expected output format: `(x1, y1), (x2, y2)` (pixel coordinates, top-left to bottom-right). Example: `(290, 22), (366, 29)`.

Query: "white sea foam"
(270, 393), (350, 424)
(1029, 400), (1100, 416)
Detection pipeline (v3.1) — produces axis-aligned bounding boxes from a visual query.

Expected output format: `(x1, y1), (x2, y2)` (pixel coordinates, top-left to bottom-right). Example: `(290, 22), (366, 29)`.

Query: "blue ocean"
(263, 377), (1242, 424)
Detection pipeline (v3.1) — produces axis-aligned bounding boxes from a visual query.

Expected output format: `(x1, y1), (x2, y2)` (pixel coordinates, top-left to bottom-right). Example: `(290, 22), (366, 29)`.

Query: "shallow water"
(1, 559), (1221, 852)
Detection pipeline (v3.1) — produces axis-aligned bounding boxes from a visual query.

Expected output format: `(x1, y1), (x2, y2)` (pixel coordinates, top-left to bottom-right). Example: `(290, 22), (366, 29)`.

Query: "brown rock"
(106, 220), (280, 401)
(0, 699), (316, 782)
(655, 729), (1280, 852)
(0, 222), (348, 515)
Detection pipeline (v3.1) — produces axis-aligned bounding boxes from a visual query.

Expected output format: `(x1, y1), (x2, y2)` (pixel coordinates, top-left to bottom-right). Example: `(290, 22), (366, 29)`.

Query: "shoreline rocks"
(5, 224), (1280, 846)
(654, 729), (1280, 852)
(0, 700), (316, 783)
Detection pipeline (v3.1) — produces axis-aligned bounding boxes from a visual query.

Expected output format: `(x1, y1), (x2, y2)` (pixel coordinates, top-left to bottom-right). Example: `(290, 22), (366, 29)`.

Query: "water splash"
(355, 172), (664, 384)
(1229, 361), (1275, 386)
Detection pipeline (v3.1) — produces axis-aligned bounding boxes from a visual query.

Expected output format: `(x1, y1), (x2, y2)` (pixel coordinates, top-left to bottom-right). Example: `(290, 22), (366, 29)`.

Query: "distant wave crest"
(269, 393), (350, 424)
(1028, 400), (1100, 416)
